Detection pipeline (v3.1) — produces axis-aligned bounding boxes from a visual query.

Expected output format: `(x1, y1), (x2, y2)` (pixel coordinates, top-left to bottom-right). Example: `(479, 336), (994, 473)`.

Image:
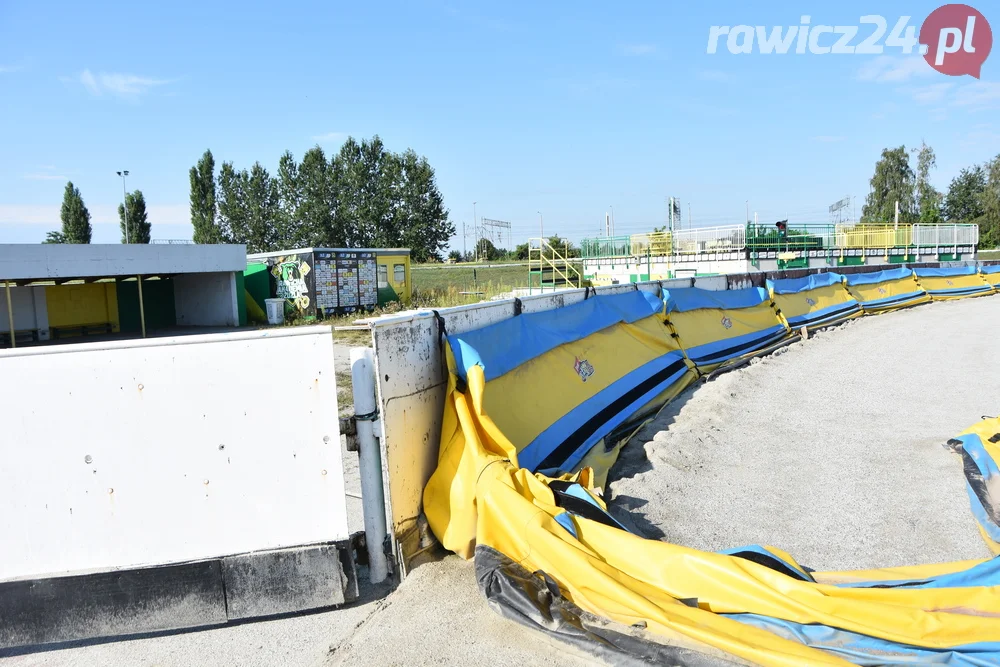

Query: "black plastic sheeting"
(475, 545), (741, 667)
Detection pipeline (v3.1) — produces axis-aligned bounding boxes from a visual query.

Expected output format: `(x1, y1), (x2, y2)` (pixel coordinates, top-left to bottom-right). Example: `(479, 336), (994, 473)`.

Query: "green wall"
(117, 279), (177, 333)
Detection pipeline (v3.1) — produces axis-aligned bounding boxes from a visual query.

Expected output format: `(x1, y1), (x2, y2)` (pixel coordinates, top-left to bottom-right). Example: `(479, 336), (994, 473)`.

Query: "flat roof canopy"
(247, 247), (411, 260)
(0, 244), (247, 284)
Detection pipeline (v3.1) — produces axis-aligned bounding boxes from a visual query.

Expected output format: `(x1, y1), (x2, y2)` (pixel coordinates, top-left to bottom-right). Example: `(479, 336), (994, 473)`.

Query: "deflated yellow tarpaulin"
(424, 359), (1000, 665)
(426, 358), (1000, 665)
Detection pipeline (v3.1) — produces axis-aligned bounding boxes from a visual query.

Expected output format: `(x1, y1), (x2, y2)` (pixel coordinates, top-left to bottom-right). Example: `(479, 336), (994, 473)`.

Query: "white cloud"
(0, 64), (23, 73)
(698, 69), (730, 82)
(951, 81), (1000, 109)
(311, 132), (349, 143)
(72, 68), (172, 99)
(856, 56), (934, 83)
(620, 43), (658, 56)
(0, 204), (188, 226)
(908, 82), (954, 104)
(23, 173), (69, 181)
(811, 135), (846, 143)
(902, 80), (1000, 111)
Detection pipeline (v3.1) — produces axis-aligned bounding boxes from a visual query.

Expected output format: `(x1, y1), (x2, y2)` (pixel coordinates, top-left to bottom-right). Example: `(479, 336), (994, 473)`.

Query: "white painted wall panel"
(0, 326), (347, 580)
(0, 244), (247, 280)
(174, 272), (239, 326)
(0, 285), (47, 335)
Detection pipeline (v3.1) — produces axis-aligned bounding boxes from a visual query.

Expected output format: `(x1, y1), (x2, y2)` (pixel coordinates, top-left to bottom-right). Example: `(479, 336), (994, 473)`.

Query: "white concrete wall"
(0, 244), (247, 281)
(173, 272), (239, 326)
(0, 285), (50, 340)
(0, 326), (347, 580)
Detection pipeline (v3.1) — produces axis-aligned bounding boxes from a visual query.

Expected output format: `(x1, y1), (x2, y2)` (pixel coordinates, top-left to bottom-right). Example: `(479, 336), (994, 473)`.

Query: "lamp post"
(537, 211), (543, 239)
(117, 170), (130, 244)
(472, 201), (477, 261)
(609, 205), (615, 236)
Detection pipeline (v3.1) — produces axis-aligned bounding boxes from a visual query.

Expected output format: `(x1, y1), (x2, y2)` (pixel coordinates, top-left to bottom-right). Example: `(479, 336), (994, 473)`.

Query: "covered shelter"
(1, 244), (247, 348)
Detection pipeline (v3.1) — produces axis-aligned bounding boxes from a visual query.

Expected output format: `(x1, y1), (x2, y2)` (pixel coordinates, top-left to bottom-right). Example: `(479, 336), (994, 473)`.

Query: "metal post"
(120, 172), (131, 244)
(5, 281), (14, 349)
(538, 211), (543, 239)
(137, 275), (146, 338)
(350, 347), (389, 583)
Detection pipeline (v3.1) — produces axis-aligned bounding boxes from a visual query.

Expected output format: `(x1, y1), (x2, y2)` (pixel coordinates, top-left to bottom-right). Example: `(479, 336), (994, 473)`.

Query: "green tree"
(913, 142), (942, 223)
(59, 181), (92, 244)
(394, 149), (453, 261)
(210, 135), (453, 259)
(860, 146), (917, 224)
(980, 154), (1000, 248)
(297, 146), (335, 247)
(474, 237), (503, 261)
(216, 162), (279, 253)
(448, 249), (462, 262)
(190, 149), (221, 244)
(943, 165), (987, 222)
(43, 230), (67, 244)
(118, 190), (151, 244)
(515, 242), (529, 260)
(275, 150), (301, 247)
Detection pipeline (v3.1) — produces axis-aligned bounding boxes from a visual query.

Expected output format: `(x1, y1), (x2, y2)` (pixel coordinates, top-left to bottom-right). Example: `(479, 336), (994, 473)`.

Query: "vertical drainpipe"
(350, 346), (389, 583)
(5, 281), (14, 348)
(137, 275), (147, 338)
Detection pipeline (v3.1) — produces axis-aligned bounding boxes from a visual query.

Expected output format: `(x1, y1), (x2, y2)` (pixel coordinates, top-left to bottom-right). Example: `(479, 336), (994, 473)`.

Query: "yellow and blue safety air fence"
(424, 264), (1000, 666)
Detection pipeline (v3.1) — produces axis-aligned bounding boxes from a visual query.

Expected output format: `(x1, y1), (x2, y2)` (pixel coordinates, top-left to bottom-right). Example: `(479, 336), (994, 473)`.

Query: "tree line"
(189, 136), (454, 261)
(861, 143), (1000, 246)
(44, 182), (151, 244)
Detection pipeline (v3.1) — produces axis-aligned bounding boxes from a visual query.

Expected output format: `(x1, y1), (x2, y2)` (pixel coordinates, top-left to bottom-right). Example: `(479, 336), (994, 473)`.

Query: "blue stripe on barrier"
(856, 291), (926, 310)
(915, 266), (977, 278)
(767, 272), (845, 295)
(684, 325), (789, 365)
(665, 286), (770, 313)
(844, 267), (914, 286)
(520, 352), (690, 473)
(724, 614), (1000, 666)
(784, 301), (861, 329)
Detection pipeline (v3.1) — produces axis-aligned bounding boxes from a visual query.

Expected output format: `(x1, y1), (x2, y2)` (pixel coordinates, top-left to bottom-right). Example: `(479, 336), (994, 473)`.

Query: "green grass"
(411, 263), (528, 292)
(978, 249), (1000, 260)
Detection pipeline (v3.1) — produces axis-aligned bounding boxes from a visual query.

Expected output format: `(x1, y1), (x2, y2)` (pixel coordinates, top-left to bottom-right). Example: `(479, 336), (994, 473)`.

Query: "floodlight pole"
(117, 170), (131, 244)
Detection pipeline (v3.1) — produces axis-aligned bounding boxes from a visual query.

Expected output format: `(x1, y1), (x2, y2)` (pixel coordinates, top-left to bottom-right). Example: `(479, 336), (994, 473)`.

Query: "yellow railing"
(528, 238), (582, 293)
(630, 232), (673, 256)
(835, 224), (913, 249)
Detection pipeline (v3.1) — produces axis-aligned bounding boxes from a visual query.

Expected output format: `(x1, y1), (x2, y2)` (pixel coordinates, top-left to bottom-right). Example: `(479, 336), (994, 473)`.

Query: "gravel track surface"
(608, 297), (999, 570)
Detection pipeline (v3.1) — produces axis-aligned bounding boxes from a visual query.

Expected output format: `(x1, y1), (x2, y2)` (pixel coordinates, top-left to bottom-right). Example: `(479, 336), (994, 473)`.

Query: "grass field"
(979, 249), (1000, 260)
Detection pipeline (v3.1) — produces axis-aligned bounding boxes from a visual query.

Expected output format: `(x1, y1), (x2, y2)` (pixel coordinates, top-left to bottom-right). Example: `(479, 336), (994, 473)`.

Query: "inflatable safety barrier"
(844, 267), (930, 313)
(423, 266), (1000, 666)
(663, 287), (789, 373)
(442, 290), (696, 488)
(914, 266), (993, 300)
(766, 273), (861, 330)
(979, 264), (1000, 290)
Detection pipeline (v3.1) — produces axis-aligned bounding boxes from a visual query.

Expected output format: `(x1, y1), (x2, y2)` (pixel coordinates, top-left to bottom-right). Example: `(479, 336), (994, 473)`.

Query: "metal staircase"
(528, 238), (582, 294)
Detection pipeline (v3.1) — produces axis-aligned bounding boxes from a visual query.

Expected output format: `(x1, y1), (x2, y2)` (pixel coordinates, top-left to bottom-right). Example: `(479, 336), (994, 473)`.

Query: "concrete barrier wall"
(0, 326), (348, 580)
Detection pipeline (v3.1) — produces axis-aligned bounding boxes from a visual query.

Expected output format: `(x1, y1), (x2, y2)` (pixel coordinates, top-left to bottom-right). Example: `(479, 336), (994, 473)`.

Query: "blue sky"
(1, 0), (998, 249)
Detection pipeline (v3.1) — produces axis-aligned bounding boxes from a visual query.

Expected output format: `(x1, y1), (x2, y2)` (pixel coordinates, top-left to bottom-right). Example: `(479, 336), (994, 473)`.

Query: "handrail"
(528, 238), (582, 292)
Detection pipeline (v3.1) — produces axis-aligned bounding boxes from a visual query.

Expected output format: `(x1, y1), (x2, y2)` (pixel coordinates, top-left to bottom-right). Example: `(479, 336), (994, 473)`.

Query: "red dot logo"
(920, 4), (993, 78)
